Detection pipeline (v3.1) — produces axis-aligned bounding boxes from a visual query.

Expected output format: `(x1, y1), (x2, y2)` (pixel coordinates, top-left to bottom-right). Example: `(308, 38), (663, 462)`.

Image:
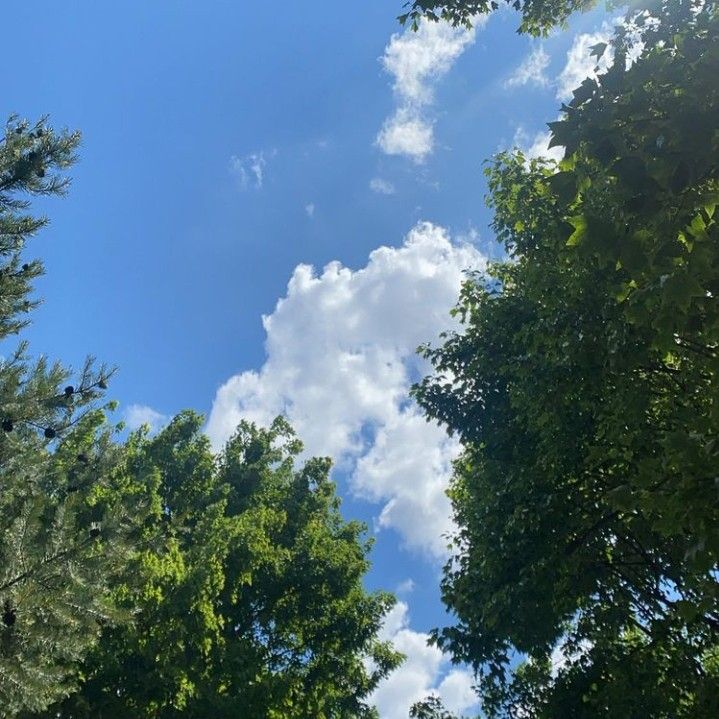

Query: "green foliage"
(0, 117), (143, 716)
(410, 695), (463, 718)
(414, 1), (719, 715)
(0, 116), (78, 339)
(39, 412), (401, 718)
(397, 0), (597, 35)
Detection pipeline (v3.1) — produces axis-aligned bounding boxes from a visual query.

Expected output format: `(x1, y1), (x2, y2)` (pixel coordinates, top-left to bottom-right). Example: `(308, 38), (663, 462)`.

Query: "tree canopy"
(414, 0), (719, 715)
(0, 117), (141, 716)
(398, 0), (597, 35)
(4, 0), (719, 715)
(36, 413), (401, 718)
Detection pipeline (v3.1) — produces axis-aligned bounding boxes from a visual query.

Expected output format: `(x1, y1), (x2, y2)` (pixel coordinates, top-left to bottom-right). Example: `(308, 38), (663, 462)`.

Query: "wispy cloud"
(505, 45), (550, 88)
(370, 177), (396, 195)
(508, 25), (622, 163)
(124, 404), (169, 433)
(229, 149), (276, 190)
(376, 18), (485, 162)
(396, 578), (416, 594)
(304, 202), (315, 218)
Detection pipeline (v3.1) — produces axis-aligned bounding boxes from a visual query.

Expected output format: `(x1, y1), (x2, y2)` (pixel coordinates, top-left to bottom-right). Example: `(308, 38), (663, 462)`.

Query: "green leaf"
(547, 171), (578, 206)
(607, 485), (633, 510)
(589, 41), (608, 60)
(565, 215), (587, 246)
(547, 120), (570, 150)
(611, 156), (647, 187)
(663, 272), (705, 311)
(674, 599), (698, 621)
(571, 78), (598, 106)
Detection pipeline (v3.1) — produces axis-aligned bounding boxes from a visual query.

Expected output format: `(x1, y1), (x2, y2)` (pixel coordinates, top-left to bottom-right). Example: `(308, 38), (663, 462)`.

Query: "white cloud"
(505, 45), (550, 88)
(382, 19), (477, 105)
(372, 601), (478, 719)
(438, 670), (479, 715)
(376, 18), (485, 162)
(556, 28), (613, 101)
(305, 202), (315, 218)
(377, 110), (434, 162)
(370, 177), (396, 195)
(513, 126), (564, 162)
(124, 404), (168, 433)
(396, 578), (416, 595)
(455, 225), (481, 245)
(206, 221), (485, 558)
(555, 17), (650, 102)
(229, 149), (275, 190)
(353, 409), (459, 557)
(512, 23), (639, 163)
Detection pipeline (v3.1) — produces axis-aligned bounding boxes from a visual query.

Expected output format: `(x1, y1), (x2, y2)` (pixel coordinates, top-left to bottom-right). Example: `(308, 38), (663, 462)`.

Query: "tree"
(397, 0), (597, 35)
(0, 117), (142, 716)
(410, 695), (463, 719)
(39, 412), (401, 718)
(414, 1), (719, 715)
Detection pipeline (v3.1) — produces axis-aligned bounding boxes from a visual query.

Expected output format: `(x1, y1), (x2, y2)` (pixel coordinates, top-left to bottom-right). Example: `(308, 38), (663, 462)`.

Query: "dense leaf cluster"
(414, 1), (719, 715)
(398, 0), (597, 34)
(0, 118), (140, 716)
(38, 413), (400, 718)
(410, 695), (467, 718)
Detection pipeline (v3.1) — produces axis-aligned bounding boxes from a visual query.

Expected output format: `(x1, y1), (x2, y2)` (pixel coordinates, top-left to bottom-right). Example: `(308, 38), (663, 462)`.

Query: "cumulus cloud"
(376, 18), (485, 162)
(352, 409), (459, 556)
(505, 45), (550, 88)
(229, 149), (276, 190)
(370, 177), (396, 195)
(556, 28), (613, 101)
(124, 404), (169, 433)
(372, 601), (478, 719)
(381, 19), (477, 105)
(206, 222), (484, 558)
(438, 670), (478, 715)
(377, 111), (434, 163)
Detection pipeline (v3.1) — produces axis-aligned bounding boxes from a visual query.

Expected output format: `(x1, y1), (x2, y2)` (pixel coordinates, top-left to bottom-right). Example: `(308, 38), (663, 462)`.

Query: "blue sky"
(4, 1), (613, 715)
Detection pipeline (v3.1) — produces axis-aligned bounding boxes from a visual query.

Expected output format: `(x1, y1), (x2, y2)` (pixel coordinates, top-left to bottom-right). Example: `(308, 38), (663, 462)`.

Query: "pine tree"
(0, 116), (142, 716)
